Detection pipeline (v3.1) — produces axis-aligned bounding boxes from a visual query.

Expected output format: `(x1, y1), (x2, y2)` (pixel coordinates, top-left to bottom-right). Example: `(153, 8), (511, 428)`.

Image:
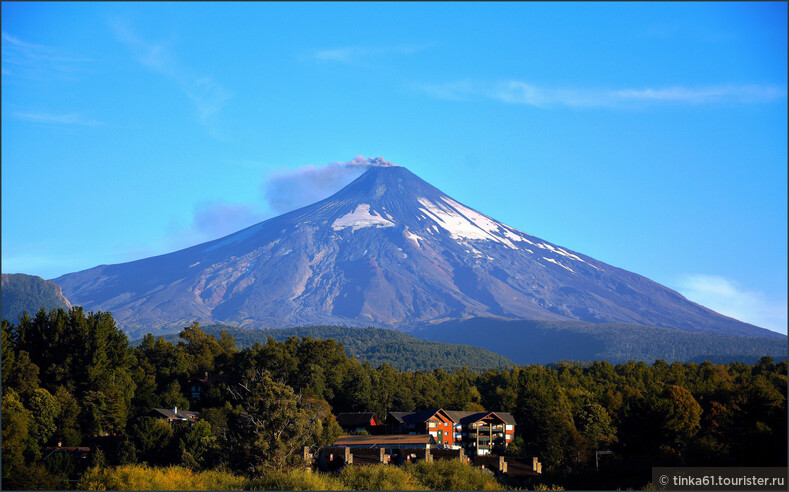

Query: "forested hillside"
(2, 307), (786, 490)
(416, 318), (788, 365)
(148, 324), (514, 372)
(1, 274), (71, 323)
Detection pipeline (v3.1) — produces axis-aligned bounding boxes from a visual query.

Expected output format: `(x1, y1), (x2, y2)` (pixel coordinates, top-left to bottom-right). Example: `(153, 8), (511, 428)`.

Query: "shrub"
(338, 464), (423, 490)
(532, 484), (565, 491)
(244, 468), (346, 490)
(404, 459), (505, 491)
(76, 464), (245, 490)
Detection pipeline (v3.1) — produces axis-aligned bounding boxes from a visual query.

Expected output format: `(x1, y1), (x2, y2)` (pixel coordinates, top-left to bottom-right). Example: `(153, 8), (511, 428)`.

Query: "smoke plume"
(263, 156), (391, 214)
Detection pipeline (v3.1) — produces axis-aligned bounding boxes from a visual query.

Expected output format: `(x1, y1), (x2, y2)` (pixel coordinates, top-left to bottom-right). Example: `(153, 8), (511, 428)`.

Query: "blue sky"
(2, 2), (787, 333)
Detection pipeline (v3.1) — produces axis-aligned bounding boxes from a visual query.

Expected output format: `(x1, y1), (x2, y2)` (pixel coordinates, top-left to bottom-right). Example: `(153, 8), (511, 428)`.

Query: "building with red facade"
(384, 409), (515, 455)
(385, 409), (456, 447)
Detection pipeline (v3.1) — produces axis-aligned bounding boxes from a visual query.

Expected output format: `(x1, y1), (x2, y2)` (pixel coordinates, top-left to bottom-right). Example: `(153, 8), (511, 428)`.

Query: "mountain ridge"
(53, 159), (778, 339)
(1, 273), (72, 322)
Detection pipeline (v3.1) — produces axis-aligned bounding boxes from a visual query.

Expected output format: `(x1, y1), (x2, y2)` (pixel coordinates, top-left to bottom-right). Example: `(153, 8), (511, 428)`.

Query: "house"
(444, 410), (516, 455)
(149, 407), (201, 425)
(336, 412), (382, 434)
(42, 445), (90, 460)
(385, 409), (456, 447)
(333, 434), (435, 451)
(187, 372), (231, 399)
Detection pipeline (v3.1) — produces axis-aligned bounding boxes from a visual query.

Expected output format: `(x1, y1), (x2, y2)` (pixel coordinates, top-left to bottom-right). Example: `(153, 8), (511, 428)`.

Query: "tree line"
(2, 307), (786, 490)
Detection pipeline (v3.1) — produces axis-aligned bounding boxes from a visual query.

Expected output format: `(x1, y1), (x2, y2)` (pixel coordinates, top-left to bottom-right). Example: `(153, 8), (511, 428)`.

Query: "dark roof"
(444, 410), (516, 425)
(387, 409), (453, 424)
(334, 434), (435, 447)
(42, 447), (90, 458)
(496, 412), (516, 425)
(150, 408), (201, 421)
(336, 412), (379, 428)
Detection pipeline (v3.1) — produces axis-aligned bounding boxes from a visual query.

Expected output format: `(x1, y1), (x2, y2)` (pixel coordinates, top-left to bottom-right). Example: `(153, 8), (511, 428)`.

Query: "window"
(428, 421), (436, 428)
(505, 425), (513, 431)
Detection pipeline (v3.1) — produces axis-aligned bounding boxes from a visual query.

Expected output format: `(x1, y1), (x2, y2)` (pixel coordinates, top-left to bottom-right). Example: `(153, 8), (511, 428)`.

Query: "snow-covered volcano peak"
(54, 158), (775, 340)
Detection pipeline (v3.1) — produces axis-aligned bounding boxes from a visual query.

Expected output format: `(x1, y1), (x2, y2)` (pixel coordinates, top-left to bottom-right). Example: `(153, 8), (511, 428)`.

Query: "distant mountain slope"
(55, 159), (777, 339)
(143, 324), (514, 372)
(1, 273), (72, 322)
(414, 318), (787, 365)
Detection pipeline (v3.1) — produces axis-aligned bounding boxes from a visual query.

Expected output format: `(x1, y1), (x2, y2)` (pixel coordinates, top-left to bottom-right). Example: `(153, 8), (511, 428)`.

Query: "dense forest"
(149, 324), (515, 372)
(2, 307), (786, 490)
(418, 318), (788, 365)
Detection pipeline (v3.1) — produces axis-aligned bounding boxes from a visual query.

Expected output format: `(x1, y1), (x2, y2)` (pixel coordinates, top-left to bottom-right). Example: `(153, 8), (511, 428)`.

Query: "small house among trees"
(187, 372), (231, 400)
(335, 412), (382, 434)
(149, 407), (200, 425)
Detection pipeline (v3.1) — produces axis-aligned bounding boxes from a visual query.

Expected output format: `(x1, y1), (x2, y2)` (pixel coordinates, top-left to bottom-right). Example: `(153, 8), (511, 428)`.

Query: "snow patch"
(332, 204), (395, 231)
(404, 230), (424, 248)
(417, 197), (517, 249)
(501, 227), (527, 243)
(543, 257), (575, 274)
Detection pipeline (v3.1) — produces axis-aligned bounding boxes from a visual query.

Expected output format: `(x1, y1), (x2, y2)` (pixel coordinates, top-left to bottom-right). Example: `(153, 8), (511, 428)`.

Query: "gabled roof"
(150, 408), (201, 421)
(42, 447), (90, 458)
(444, 409), (516, 425)
(496, 411), (516, 425)
(336, 412), (380, 428)
(387, 409), (454, 424)
(334, 434), (435, 447)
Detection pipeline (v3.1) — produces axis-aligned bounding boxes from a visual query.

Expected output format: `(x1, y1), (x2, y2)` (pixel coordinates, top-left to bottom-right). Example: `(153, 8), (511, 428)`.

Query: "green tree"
(53, 386), (82, 446)
(179, 420), (220, 469)
(1, 390), (33, 477)
(660, 385), (702, 445)
(225, 370), (320, 473)
(28, 388), (61, 446)
(131, 417), (174, 465)
(179, 322), (236, 375)
(576, 399), (616, 451)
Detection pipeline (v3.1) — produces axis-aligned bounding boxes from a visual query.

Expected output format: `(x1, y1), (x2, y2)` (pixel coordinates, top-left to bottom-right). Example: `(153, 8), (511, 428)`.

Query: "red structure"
(385, 409), (456, 447)
(384, 409), (516, 455)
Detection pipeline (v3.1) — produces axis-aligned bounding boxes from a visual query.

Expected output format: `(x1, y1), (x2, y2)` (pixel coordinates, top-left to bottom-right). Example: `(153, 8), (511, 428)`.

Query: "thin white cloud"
(2, 31), (94, 80)
(675, 274), (788, 335)
(420, 80), (787, 109)
(14, 111), (103, 127)
(314, 44), (424, 64)
(109, 20), (231, 132)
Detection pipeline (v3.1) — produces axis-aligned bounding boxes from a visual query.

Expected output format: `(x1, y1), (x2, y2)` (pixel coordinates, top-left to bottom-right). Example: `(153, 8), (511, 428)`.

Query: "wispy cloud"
(314, 44), (424, 64)
(2, 31), (94, 80)
(675, 274), (788, 334)
(420, 80), (787, 109)
(14, 111), (103, 127)
(165, 157), (381, 249)
(109, 20), (231, 134)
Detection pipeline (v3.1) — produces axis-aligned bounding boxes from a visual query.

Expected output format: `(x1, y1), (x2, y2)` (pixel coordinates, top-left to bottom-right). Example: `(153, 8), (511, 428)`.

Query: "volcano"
(54, 158), (777, 339)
